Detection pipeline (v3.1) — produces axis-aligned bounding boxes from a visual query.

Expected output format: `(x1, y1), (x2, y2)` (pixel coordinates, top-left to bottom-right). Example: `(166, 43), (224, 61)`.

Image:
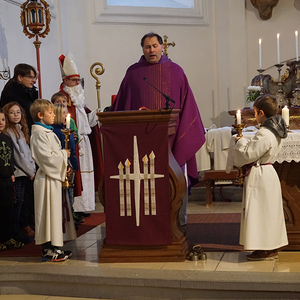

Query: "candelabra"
(292, 60), (300, 106)
(0, 67), (10, 80)
(256, 68), (265, 95)
(232, 124), (245, 137)
(275, 63), (287, 108)
(61, 128), (74, 188)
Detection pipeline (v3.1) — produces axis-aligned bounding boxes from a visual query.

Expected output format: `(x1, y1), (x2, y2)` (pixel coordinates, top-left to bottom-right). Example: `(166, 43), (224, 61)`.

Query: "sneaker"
(63, 250), (72, 258)
(246, 250), (278, 261)
(42, 248), (69, 262)
(73, 213), (84, 224)
(3, 238), (24, 249)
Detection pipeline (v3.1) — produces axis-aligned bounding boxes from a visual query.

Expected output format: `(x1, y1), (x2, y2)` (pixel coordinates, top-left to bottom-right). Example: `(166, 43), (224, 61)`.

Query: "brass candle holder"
(232, 124), (245, 137)
(286, 124), (290, 132)
(275, 63), (287, 108)
(61, 128), (74, 188)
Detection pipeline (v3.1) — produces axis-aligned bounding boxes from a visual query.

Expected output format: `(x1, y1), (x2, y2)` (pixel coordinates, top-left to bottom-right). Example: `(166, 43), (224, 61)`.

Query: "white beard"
(63, 84), (86, 108)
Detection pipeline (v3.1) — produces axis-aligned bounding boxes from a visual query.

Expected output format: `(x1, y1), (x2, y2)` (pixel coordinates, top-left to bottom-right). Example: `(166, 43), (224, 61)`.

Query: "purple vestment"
(111, 55), (205, 180)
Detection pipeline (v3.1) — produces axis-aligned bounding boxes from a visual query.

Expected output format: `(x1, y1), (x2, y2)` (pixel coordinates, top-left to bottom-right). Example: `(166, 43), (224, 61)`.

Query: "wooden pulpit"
(97, 109), (188, 262)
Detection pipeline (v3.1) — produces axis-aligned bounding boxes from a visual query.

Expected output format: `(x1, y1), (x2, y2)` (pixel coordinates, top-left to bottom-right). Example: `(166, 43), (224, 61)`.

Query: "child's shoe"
(246, 249), (278, 261)
(3, 238), (24, 249)
(42, 248), (69, 262)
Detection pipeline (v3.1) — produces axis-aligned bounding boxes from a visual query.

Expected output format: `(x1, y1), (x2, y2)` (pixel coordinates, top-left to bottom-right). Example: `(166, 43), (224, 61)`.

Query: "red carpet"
(0, 213), (106, 257)
(186, 213), (243, 251)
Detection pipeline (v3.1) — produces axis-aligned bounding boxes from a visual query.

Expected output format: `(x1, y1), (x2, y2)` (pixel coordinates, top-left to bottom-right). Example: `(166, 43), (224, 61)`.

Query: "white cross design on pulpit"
(110, 136), (164, 227)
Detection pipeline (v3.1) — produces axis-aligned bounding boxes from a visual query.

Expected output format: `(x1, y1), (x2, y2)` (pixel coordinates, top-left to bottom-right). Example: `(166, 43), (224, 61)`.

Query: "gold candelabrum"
(256, 68), (265, 95)
(292, 60), (300, 106)
(275, 63), (287, 108)
(232, 123), (245, 137)
(90, 62), (105, 109)
(61, 128), (74, 188)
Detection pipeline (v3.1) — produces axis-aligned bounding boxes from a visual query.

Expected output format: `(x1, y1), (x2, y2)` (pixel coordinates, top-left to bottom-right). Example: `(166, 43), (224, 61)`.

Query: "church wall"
(0, 0), (299, 128)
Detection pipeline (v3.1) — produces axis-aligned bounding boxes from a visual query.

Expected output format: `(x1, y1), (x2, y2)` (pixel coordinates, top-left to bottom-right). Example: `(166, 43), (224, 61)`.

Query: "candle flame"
(296, 31), (298, 37)
(277, 33), (280, 39)
(237, 109), (241, 113)
(259, 39), (261, 44)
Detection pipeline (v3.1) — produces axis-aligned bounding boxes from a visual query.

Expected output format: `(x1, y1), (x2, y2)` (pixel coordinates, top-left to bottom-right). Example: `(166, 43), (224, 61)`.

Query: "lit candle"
(277, 33), (280, 64)
(3, 59), (7, 71)
(296, 31), (299, 61)
(66, 113), (71, 129)
(259, 39), (262, 69)
(282, 106), (289, 125)
(236, 110), (241, 125)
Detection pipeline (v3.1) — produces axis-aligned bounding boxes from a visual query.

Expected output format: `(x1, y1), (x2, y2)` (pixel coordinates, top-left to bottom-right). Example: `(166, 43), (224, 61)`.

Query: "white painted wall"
(0, 0), (299, 127)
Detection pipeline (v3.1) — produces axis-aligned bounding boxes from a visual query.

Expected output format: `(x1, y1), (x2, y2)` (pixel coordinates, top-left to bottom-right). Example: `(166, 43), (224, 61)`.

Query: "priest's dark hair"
(253, 94), (278, 118)
(141, 32), (163, 47)
(12, 63), (37, 82)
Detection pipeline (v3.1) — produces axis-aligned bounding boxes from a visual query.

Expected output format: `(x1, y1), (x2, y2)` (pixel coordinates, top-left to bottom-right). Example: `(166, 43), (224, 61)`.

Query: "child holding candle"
(30, 99), (75, 262)
(233, 94), (288, 261)
(53, 104), (79, 227)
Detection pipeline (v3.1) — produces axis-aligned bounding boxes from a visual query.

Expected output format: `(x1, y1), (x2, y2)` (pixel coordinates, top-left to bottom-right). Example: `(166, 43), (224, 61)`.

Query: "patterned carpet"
(186, 213), (243, 251)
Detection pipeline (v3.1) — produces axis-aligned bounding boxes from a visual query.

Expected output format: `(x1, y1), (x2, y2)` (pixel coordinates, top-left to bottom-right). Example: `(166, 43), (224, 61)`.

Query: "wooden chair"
(203, 169), (241, 207)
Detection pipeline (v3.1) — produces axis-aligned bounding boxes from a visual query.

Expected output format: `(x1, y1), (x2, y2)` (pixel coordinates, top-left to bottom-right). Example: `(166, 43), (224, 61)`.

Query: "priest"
(111, 32), (205, 225)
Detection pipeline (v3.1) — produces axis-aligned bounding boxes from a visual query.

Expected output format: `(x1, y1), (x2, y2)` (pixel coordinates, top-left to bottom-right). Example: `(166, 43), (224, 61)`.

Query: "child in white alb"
(30, 99), (75, 262)
(233, 94), (288, 261)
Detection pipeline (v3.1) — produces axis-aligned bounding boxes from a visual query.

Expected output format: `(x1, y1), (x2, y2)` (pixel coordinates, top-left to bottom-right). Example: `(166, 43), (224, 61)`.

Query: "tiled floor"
(1, 187), (299, 299)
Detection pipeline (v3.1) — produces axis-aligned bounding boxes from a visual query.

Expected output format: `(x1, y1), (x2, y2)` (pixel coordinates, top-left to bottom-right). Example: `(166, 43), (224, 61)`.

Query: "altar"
(227, 129), (300, 250)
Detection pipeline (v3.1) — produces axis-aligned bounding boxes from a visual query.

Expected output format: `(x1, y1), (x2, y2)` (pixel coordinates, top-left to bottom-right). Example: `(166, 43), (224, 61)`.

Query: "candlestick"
(232, 123), (245, 138)
(282, 106), (289, 125)
(292, 60), (300, 106)
(277, 33), (280, 64)
(236, 110), (241, 125)
(61, 129), (75, 188)
(66, 113), (70, 129)
(259, 39), (262, 69)
(296, 31), (299, 61)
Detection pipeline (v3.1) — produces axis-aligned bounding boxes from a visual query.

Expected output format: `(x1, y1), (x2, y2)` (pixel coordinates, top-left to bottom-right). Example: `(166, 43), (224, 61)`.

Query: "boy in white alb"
(233, 94), (288, 261)
(30, 99), (75, 262)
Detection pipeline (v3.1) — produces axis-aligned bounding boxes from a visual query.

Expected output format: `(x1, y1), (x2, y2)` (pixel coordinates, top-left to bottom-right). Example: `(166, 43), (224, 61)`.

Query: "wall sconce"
(0, 60), (11, 80)
(20, 0), (51, 97)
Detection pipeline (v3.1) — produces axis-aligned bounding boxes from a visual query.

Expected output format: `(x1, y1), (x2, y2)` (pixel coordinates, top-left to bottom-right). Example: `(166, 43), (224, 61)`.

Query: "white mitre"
(59, 51), (80, 80)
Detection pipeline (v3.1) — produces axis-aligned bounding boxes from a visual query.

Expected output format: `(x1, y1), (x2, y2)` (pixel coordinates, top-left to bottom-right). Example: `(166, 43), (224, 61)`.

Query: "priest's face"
(64, 76), (81, 87)
(142, 37), (163, 64)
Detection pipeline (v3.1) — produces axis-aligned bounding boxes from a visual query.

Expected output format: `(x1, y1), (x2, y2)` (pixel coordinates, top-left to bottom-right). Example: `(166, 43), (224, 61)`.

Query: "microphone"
(143, 77), (175, 109)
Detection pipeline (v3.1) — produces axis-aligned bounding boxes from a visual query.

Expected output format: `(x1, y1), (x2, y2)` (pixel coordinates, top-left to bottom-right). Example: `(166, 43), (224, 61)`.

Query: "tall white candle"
(282, 106), (289, 125)
(3, 59), (7, 71)
(259, 39), (262, 69)
(296, 31), (299, 61)
(236, 110), (241, 125)
(66, 113), (71, 129)
(277, 33), (280, 64)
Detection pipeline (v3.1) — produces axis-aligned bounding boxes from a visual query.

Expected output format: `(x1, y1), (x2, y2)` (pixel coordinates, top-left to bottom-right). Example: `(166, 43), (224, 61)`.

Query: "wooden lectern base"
(99, 236), (188, 263)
